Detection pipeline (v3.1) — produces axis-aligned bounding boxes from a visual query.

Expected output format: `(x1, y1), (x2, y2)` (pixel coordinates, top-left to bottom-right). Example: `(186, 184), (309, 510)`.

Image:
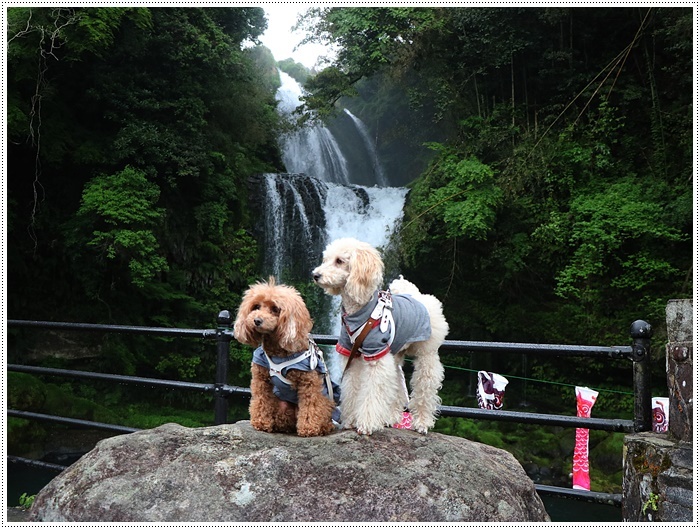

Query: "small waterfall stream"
(343, 109), (389, 187)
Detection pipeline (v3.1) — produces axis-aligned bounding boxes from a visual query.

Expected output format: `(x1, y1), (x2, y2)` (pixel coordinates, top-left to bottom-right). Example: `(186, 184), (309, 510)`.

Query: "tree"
(69, 167), (167, 289)
(7, 7), (278, 326)
(301, 7), (692, 349)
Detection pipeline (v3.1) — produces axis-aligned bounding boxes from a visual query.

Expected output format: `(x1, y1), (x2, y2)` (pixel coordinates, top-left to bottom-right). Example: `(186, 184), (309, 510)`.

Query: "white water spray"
(276, 71), (351, 184)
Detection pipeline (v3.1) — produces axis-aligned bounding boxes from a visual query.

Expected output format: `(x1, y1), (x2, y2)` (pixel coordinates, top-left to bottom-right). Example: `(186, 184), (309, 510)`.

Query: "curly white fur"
(312, 238), (449, 435)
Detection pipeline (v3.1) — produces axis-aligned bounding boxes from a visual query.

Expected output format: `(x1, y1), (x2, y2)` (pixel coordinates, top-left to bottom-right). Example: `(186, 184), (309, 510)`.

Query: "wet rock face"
(30, 421), (550, 523)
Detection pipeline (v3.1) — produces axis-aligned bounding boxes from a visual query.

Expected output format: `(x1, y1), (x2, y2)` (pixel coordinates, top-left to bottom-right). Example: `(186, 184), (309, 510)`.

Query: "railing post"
(214, 310), (234, 425)
(630, 319), (652, 432)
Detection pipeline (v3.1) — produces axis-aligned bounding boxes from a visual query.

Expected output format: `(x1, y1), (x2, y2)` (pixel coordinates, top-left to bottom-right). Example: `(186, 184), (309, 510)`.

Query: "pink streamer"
(573, 386), (598, 490)
(393, 411), (413, 430)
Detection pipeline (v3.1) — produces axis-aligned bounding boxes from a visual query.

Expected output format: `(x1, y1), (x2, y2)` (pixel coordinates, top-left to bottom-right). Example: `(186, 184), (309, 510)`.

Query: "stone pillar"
(665, 299), (693, 442)
(621, 299), (693, 522)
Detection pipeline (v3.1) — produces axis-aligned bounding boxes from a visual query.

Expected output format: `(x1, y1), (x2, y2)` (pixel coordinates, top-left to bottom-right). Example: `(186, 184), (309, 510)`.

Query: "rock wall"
(29, 422), (550, 522)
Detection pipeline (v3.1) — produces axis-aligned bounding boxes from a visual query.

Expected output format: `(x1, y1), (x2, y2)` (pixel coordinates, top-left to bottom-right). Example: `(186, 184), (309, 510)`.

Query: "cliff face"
(30, 421), (549, 522)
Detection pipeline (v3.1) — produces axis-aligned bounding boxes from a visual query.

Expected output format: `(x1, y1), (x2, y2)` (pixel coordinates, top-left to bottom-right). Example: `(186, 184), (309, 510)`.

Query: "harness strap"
(264, 340), (335, 400)
(343, 316), (380, 375)
(265, 349), (313, 386)
(313, 341), (335, 401)
(342, 290), (395, 376)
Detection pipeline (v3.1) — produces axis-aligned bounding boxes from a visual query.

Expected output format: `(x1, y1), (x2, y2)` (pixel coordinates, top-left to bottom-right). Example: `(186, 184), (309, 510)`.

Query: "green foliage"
(413, 145), (502, 241)
(8, 372), (119, 424)
(119, 403), (211, 429)
(8, 7), (280, 326)
(643, 492), (660, 514)
(156, 354), (202, 381)
(71, 8), (152, 57)
(18, 493), (36, 509)
(296, 7), (444, 113)
(74, 166), (167, 288)
(278, 58), (310, 84)
(550, 178), (684, 304)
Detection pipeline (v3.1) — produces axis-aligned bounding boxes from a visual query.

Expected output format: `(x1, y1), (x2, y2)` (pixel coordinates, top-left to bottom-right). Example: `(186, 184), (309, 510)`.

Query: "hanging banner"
(476, 371), (509, 410)
(573, 386), (599, 490)
(652, 396), (669, 433)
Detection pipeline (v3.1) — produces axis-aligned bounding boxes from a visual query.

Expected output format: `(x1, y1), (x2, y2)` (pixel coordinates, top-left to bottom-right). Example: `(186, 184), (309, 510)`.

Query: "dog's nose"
(254, 317), (263, 327)
(312, 272), (321, 282)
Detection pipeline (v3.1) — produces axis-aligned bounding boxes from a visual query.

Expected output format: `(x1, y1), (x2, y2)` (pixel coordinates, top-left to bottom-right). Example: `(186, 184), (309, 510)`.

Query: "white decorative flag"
(652, 397), (669, 433)
(476, 371), (509, 410)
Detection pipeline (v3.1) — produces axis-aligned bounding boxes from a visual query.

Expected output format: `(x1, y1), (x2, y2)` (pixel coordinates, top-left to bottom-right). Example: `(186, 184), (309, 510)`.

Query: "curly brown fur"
(234, 277), (335, 437)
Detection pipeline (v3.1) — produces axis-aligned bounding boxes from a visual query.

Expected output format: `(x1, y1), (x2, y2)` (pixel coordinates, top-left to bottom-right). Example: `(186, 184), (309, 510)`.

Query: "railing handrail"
(9, 320), (635, 359)
(6, 364), (632, 432)
(7, 318), (217, 338)
(7, 363), (252, 397)
(7, 316), (652, 508)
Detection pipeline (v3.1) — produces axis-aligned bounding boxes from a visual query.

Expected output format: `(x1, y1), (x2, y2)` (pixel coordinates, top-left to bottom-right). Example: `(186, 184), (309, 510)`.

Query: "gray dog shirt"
(336, 289), (432, 361)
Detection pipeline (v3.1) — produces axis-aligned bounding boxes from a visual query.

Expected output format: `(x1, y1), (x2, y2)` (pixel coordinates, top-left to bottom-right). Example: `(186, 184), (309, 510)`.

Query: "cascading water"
(260, 173), (327, 281)
(260, 171), (407, 325)
(263, 70), (408, 379)
(343, 109), (389, 187)
(276, 71), (351, 184)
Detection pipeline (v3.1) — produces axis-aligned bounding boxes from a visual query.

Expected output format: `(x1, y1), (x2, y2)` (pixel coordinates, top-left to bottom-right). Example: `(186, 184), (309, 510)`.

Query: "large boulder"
(30, 421), (550, 522)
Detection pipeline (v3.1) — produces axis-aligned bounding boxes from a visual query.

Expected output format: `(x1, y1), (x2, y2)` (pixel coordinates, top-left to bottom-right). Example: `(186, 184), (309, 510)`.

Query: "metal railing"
(7, 314), (653, 508)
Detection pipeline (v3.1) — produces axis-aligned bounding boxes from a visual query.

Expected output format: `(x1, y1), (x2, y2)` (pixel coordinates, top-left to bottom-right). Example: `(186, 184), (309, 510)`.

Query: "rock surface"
(30, 421), (550, 522)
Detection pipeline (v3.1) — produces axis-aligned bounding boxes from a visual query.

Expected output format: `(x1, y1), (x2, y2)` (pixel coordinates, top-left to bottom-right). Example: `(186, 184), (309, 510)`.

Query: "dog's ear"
(276, 286), (313, 352)
(347, 244), (384, 305)
(233, 287), (260, 347)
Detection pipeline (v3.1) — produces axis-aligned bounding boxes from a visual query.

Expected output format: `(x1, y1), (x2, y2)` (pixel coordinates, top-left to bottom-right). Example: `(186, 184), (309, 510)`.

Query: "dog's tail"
(388, 275), (421, 296)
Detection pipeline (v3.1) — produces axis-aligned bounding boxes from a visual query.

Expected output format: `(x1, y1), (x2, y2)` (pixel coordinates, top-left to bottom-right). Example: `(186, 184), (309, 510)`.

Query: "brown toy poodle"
(233, 277), (338, 437)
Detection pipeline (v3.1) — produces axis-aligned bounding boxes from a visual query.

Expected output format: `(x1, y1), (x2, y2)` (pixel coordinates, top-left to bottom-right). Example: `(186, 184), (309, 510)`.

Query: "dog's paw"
(297, 421), (334, 437)
(250, 419), (276, 433)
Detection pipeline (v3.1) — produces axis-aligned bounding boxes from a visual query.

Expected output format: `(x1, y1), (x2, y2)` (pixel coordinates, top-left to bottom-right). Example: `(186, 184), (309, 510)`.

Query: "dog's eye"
(335, 258), (345, 265)
(271, 305), (280, 315)
(252, 304), (260, 310)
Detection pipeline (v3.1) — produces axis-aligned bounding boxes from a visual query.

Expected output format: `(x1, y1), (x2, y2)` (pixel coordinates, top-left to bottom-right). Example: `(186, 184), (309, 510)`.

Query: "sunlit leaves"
(409, 144), (502, 241)
(76, 166), (167, 288)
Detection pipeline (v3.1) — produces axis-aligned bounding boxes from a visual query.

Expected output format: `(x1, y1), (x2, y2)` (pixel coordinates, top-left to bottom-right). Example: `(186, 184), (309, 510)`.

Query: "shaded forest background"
(7, 7), (693, 494)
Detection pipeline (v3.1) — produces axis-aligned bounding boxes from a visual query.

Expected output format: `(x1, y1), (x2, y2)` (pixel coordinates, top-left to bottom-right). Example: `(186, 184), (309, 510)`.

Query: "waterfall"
(263, 70), (408, 379)
(260, 171), (406, 299)
(343, 109), (389, 187)
(276, 71), (351, 184)
(261, 173), (327, 281)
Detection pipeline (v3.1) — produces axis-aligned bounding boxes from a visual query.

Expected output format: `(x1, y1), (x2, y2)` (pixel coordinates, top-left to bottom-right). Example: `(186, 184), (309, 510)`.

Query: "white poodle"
(312, 237), (449, 435)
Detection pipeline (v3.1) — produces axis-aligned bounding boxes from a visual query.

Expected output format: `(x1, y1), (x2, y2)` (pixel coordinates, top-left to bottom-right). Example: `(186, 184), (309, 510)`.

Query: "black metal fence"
(7, 313), (653, 508)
